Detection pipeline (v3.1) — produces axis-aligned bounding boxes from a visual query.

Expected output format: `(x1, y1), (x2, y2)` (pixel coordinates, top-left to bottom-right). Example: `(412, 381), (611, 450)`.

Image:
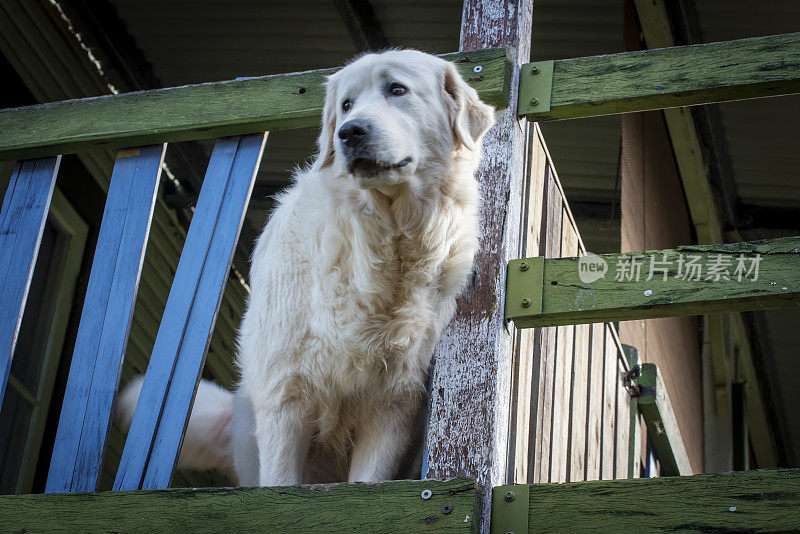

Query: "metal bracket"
(491, 484), (529, 534)
(505, 257), (544, 323)
(622, 364), (643, 398)
(517, 60), (554, 117)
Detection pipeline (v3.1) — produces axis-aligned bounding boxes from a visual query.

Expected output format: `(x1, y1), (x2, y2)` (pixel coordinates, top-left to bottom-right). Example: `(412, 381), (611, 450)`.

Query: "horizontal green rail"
(506, 236), (800, 328)
(519, 32), (800, 120)
(0, 479), (478, 533)
(0, 48), (510, 161)
(494, 468), (800, 533)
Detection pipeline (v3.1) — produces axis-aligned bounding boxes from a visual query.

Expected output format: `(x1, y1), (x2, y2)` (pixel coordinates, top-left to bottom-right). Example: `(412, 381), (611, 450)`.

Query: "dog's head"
(314, 50), (495, 189)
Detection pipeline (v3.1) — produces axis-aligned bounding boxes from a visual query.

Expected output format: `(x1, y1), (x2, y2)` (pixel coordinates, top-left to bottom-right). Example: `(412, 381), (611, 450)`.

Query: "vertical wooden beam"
(601, 326), (618, 480)
(423, 0), (531, 529)
(550, 208), (577, 483)
(511, 127), (546, 484)
(585, 323), (605, 481)
(569, 322), (590, 482)
(632, 0), (778, 471)
(531, 166), (561, 484)
(46, 145), (165, 493)
(0, 156), (60, 407)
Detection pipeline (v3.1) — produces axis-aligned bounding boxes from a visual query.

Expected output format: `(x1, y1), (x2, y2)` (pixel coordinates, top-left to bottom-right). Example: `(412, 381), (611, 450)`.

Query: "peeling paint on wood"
(424, 1), (532, 533)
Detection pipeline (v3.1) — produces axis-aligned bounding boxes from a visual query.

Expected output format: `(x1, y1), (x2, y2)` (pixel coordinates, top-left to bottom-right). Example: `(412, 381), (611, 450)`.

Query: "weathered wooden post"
(423, 0), (532, 528)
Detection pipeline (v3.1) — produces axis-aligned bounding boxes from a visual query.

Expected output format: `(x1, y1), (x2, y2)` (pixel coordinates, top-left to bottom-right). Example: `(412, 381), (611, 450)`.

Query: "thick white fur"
(119, 49), (494, 486)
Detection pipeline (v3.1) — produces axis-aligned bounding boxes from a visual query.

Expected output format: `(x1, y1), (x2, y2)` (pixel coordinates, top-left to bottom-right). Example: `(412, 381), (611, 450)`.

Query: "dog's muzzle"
(338, 119), (411, 176)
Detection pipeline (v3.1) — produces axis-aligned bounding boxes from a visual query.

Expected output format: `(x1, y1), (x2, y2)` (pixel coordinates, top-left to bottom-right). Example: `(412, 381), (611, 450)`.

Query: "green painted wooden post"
(524, 469), (800, 533)
(0, 48), (509, 161)
(505, 236), (800, 328)
(519, 32), (800, 121)
(0, 479), (479, 533)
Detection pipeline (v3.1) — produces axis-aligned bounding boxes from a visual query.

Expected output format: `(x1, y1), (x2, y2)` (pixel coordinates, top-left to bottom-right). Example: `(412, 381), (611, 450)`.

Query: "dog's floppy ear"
(444, 63), (495, 151)
(314, 75), (339, 169)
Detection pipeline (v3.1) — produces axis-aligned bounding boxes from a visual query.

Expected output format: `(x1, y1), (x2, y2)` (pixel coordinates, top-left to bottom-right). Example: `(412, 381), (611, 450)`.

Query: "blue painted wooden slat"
(46, 145), (165, 493)
(114, 133), (267, 490)
(0, 157), (60, 407)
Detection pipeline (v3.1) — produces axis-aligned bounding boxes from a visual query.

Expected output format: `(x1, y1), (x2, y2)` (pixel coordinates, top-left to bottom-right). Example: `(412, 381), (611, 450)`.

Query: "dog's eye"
(342, 99), (352, 112)
(388, 83), (407, 97)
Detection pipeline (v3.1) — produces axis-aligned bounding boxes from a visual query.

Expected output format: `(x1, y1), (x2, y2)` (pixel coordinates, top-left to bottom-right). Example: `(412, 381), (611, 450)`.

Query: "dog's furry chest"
(318, 228), (449, 369)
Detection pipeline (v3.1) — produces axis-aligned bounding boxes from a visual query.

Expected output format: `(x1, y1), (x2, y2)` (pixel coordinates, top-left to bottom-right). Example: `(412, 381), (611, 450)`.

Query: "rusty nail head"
(531, 65), (540, 75)
(441, 504), (453, 514)
(473, 65), (483, 73)
(530, 97), (540, 107)
(521, 298), (531, 309)
(505, 491), (515, 502)
(519, 262), (529, 271)
(421, 489), (432, 500)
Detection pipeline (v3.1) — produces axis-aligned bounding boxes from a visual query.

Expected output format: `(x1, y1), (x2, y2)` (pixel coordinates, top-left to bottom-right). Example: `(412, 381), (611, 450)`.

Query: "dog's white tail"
(116, 376), (235, 473)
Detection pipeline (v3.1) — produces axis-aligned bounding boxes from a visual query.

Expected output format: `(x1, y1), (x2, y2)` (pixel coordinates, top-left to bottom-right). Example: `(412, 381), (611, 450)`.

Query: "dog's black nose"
(338, 120), (371, 147)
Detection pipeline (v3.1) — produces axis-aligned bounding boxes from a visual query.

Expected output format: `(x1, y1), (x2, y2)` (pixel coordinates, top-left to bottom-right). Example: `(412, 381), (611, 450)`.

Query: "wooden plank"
(634, 363), (693, 476)
(0, 156), (59, 406)
(569, 323), (590, 482)
(708, 313), (731, 414)
(533, 166), (562, 484)
(0, 478), (478, 533)
(527, 469), (800, 533)
(506, 237), (800, 328)
(511, 125), (546, 484)
(622, 344), (642, 479)
(46, 144), (165, 493)
(423, 3), (531, 531)
(114, 134), (266, 490)
(0, 48), (509, 161)
(614, 343), (630, 480)
(550, 207), (577, 483)
(733, 314), (778, 468)
(600, 325), (617, 480)
(520, 33), (800, 121)
(585, 323), (604, 481)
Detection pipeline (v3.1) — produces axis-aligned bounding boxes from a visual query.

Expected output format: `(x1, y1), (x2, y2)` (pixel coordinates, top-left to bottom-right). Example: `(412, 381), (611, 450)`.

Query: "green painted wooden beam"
(0, 479), (478, 533)
(524, 469), (800, 532)
(519, 32), (800, 120)
(0, 48), (510, 161)
(506, 236), (800, 328)
(634, 363), (693, 476)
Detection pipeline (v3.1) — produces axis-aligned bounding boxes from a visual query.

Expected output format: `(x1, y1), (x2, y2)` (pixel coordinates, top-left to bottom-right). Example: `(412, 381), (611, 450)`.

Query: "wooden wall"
(510, 124), (641, 484)
(619, 111), (703, 474)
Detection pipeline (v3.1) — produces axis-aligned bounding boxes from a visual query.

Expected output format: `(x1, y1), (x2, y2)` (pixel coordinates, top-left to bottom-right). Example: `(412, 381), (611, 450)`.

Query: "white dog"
(120, 49), (494, 486)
